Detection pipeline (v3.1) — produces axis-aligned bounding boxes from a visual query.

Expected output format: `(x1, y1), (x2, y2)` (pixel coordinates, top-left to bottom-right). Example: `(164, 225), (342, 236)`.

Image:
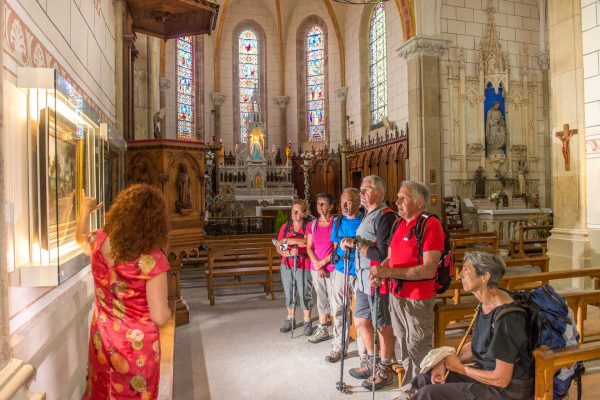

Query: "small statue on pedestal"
(285, 142), (292, 166)
(474, 166), (486, 198)
(176, 164), (192, 213)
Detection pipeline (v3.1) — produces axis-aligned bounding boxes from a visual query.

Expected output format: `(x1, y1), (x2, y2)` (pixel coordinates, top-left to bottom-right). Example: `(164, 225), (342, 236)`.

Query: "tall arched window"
(177, 36), (194, 139)
(306, 26), (326, 141)
(369, 3), (387, 128)
(238, 30), (259, 143)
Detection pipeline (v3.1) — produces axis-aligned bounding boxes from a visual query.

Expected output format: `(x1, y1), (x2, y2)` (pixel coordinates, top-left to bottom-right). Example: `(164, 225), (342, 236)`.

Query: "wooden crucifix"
(556, 124), (577, 171)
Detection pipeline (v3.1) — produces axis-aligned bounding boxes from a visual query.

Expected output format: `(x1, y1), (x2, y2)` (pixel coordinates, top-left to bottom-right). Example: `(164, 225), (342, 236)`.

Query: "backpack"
(495, 285), (584, 400)
(283, 215), (315, 237)
(390, 212), (455, 295)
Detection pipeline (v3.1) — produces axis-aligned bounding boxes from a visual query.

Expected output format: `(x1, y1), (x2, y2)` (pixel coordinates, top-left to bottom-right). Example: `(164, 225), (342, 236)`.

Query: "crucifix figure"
(556, 124), (577, 171)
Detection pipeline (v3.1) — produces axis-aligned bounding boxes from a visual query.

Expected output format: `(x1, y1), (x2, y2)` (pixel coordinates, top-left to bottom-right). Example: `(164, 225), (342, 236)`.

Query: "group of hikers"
(271, 177), (534, 400)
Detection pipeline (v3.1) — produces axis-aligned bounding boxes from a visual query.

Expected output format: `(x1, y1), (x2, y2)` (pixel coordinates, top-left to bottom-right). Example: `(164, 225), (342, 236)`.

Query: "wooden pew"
(207, 247), (276, 305)
(510, 225), (552, 258)
(534, 343), (600, 399)
(451, 236), (500, 260)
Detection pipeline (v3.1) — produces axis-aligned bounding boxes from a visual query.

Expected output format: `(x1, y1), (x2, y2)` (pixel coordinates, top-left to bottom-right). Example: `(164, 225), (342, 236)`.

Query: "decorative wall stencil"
(3, 3), (111, 124)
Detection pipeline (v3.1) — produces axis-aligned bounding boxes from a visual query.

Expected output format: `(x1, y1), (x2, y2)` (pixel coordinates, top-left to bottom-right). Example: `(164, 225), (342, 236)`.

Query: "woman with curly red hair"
(76, 184), (171, 399)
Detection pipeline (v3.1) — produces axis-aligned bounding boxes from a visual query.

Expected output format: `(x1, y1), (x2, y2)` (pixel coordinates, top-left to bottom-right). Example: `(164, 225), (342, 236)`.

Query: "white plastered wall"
(2, 0), (116, 397)
(581, 0), (600, 264)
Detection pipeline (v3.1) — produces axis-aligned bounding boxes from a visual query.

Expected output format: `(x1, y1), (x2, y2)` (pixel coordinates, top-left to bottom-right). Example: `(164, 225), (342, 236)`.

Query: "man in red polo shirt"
(369, 181), (444, 400)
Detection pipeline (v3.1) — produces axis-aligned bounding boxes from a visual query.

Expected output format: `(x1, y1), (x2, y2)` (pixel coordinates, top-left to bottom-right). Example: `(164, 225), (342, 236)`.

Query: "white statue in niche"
(486, 101), (506, 155)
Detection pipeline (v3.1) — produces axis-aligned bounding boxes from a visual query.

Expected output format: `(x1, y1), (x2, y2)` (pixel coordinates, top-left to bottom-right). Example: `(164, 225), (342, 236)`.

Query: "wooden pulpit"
(127, 138), (207, 326)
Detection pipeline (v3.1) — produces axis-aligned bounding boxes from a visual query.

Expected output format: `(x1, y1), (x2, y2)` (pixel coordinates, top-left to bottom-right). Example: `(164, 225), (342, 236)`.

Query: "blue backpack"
(496, 285), (584, 400)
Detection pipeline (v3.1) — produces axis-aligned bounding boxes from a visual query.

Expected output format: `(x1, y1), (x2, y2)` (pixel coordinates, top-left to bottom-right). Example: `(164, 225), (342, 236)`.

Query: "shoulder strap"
(334, 214), (344, 238)
(311, 218), (317, 234)
(283, 220), (293, 236)
(493, 305), (527, 329)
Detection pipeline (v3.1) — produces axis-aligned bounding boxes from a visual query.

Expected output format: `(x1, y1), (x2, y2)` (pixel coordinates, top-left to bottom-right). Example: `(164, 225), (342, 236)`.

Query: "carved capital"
(336, 87), (348, 101)
(211, 92), (225, 106)
(159, 77), (171, 91)
(510, 144), (527, 156)
(274, 95), (290, 109)
(536, 51), (550, 70)
(397, 36), (449, 60)
(467, 143), (484, 154)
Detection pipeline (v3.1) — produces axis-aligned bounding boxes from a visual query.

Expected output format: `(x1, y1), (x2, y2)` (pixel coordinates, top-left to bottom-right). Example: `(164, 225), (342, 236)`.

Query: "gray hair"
(342, 187), (360, 203)
(463, 251), (506, 288)
(401, 181), (430, 206)
(363, 175), (386, 196)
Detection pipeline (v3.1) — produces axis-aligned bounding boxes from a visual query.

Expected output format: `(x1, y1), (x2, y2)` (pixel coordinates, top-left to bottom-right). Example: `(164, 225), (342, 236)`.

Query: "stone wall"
(1, 0), (116, 397)
(439, 0), (547, 205)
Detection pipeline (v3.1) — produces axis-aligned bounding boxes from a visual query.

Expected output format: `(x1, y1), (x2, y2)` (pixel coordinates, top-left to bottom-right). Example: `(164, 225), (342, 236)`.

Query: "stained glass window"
(177, 36), (194, 139)
(239, 30), (259, 143)
(306, 26), (325, 141)
(369, 3), (387, 128)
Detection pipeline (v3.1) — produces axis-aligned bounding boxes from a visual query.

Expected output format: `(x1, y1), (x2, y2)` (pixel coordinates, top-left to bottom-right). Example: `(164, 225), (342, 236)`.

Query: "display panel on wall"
(17, 68), (107, 286)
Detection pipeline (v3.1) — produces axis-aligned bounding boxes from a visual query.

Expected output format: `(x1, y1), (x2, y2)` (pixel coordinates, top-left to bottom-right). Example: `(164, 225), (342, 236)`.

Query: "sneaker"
(303, 321), (314, 336)
(280, 318), (293, 333)
(325, 350), (341, 363)
(308, 325), (330, 343)
(362, 363), (394, 391)
(349, 356), (375, 379)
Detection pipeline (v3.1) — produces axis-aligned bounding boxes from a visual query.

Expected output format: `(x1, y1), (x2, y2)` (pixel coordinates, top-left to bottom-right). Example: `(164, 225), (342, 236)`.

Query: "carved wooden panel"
(347, 137), (408, 208)
(127, 139), (206, 249)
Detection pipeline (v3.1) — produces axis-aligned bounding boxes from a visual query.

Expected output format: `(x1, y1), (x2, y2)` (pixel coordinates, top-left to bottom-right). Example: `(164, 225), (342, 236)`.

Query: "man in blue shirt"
(326, 188), (364, 363)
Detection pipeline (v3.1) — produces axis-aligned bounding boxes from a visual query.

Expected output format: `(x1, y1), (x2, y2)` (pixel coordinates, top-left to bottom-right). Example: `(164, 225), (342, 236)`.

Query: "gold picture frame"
(39, 108), (84, 251)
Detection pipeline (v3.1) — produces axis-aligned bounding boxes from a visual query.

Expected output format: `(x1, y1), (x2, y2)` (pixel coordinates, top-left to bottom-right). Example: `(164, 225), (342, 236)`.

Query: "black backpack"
(390, 213), (454, 295)
(495, 286), (584, 400)
(283, 215), (315, 237)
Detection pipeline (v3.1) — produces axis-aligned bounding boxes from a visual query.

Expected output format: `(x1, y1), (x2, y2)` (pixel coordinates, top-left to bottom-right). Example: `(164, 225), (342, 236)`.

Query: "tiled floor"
(172, 285), (600, 399)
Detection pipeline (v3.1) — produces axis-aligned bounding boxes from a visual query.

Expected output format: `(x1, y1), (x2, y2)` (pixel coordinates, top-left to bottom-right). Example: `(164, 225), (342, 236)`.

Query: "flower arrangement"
(495, 170), (515, 189)
(521, 192), (534, 208)
(206, 193), (226, 215)
(206, 151), (215, 160)
(489, 191), (507, 209)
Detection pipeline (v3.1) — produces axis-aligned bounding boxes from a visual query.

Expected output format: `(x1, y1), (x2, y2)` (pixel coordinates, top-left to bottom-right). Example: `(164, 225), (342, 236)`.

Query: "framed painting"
(39, 108), (84, 252)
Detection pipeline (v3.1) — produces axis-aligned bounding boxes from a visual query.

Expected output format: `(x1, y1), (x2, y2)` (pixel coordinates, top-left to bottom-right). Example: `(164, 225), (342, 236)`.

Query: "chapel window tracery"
(177, 36), (195, 140)
(369, 3), (387, 128)
(305, 26), (326, 142)
(238, 29), (259, 144)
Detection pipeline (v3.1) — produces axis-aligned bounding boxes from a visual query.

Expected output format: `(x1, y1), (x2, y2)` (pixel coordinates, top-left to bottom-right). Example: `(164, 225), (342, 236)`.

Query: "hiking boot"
(362, 362), (394, 390)
(349, 356), (375, 379)
(303, 321), (314, 336)
(308, 325), (330, 343)
(280, 318), (293, 333)
(325, 350), (341, 363)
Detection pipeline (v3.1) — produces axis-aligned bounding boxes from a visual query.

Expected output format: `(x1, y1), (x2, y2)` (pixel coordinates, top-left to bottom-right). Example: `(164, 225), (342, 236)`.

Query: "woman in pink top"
(306, 193), (336, 344)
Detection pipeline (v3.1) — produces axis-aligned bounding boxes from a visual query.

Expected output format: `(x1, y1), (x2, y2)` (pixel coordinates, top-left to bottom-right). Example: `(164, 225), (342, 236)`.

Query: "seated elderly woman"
(413, 251), (533, 400)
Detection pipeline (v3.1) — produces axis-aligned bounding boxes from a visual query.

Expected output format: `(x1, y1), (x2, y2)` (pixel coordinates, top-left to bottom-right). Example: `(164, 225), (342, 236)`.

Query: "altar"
(465, 208), (553, 245)
(212, 84), (297, 217)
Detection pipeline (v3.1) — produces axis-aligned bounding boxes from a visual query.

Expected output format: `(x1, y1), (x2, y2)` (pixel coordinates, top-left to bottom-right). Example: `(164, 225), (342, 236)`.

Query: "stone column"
(158, 40), (170, 138)
(147, 36), (160, 139)
(537, 51), (551, 208)
(114, 0), (125, 135)
(546, 0), (590, 269)
(210, 92), (225, 142)
(397, 37), (448, 215)
(274, 96), (290, 150)
(336, 87), (349, 188)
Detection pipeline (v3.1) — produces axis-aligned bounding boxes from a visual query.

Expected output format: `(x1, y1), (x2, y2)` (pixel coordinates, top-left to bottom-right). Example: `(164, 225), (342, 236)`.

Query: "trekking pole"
(444, 304), (479, 380)
(372, 287), (379, 400)
(291, 247), (298, 339)
(336, 248), (352, 394)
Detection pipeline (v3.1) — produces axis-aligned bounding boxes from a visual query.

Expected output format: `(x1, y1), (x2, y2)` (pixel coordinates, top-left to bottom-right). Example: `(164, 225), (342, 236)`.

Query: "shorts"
(353, 289), (392, 327)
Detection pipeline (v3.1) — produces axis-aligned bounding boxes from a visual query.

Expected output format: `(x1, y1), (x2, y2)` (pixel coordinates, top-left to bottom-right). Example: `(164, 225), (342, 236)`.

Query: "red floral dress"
(85, 230), (169, 400)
